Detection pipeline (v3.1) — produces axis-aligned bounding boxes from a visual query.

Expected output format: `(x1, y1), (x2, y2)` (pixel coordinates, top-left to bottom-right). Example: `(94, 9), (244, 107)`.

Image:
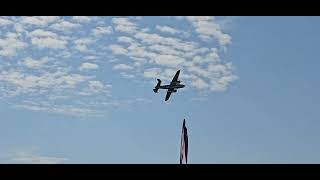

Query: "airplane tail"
(153, 88), (158, 93)
(156, 79), (161, 87)
(153, 79), (161, 93)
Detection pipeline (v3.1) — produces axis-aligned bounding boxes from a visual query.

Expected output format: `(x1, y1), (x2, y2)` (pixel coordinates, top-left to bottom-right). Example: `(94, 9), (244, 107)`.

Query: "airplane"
(153, 70), (185, 101)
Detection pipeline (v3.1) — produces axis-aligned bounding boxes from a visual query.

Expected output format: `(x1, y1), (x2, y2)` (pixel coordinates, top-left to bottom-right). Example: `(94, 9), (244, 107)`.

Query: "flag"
(180, 119), (188, 164)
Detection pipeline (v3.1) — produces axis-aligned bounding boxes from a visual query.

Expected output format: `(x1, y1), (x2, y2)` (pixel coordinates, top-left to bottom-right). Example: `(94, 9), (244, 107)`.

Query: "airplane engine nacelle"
(168, 89), (177, 93)
(177, 81), (181, 83)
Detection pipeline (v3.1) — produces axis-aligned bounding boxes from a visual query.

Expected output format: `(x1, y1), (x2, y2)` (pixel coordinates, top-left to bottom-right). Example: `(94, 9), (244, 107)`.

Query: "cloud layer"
(0, 16), (237, 116)
(108, 17), (237, 91)
(7, 151), (67, 164)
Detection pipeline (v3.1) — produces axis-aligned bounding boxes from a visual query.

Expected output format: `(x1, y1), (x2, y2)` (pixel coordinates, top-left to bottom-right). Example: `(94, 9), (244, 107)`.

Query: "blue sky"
(0, 16), (320, 163)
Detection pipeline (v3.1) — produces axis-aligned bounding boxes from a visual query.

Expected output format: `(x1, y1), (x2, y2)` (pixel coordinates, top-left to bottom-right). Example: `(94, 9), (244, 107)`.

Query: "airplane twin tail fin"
(153, 79), (161, 93)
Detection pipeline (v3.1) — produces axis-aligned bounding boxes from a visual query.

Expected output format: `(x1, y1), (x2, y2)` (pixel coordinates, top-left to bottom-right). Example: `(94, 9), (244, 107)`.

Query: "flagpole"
(180, 119), (188, 164)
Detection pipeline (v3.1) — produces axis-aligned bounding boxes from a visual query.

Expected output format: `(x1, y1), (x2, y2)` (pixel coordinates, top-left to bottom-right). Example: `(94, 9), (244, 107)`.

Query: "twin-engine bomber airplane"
(153, 70), (185, 101)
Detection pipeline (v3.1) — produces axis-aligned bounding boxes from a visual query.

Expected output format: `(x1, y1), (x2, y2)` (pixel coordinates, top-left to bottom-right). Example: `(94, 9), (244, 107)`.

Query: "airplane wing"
(171, 70), (180, 83)
(165, 90), (172, 101)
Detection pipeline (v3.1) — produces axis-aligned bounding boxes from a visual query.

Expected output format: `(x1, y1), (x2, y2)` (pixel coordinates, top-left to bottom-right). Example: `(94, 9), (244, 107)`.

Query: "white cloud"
(79, 62), (99, 71)
(0, 17), (13, 26)
(13, 23), (25, 33)
(16, 103), (103, 117)
(112, 34), (195, 66)
(143, 68), (179, 82)
(210, 74), (238, 91)
(29, 29), (67, 49)
(185, 16), (232, 46)
(78, 80), (111, 96)
(20, 16), (59, 26)
(19, 57), (48, 69)
(132, 57), (147, 65)
(143, 68), (161, 79)
(119, 72), (135, 79)
(112, 17), (138, 34)
(92, 26), (113, 36)
(134, 32), (197, 52)
(55, 50), (72, 59)
(88, 80), (111, 93)
(88, 80), (104, 89)
(192, 77), (210, 89)
(141, 28), (150, 32)
(74, 38), (95, 52)
(8, 151), (67, 164)
(155, 25), (180, 34)
(31, 37), (67, 49)
(67, 74), (89, 87)
(113, 34), (205, 67)
(109, 44), (128, 55)
(192, 48), (220, 64)
(148, 44), (182, 57)
(175, 16), (185, 20)
(50, 20), (80, 31)
(74, 45), (87, 52)
(112, 17), (136, 27)
(126, 43), (157, 60)
(215, 16), (239, 30)
(72, 16), (91, 23)
(187, 65), (211, 78)
(0, 70), (91, 96)
(117, 36), (135, 44)
(29, 29), (56, 37)
(83, 56), (98, 60)
(154, 54), (185, 66)
(113, 64), (133, 70)
(0, 32), (28, 56)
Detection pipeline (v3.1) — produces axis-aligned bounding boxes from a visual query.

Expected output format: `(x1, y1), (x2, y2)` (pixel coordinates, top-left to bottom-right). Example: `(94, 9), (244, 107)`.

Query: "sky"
(0, 16), (320, 164)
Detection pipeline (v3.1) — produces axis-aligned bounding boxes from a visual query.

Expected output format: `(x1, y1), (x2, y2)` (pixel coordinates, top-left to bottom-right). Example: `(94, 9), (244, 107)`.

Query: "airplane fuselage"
(158, 83), (185, 89)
